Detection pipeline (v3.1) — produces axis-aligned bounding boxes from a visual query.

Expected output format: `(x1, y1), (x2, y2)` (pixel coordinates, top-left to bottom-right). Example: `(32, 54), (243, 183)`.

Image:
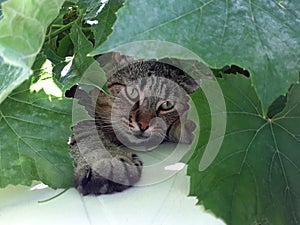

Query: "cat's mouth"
(134, 132), (151, 139)
(131, 128), (152, 139)
(113, 120), (166, 150)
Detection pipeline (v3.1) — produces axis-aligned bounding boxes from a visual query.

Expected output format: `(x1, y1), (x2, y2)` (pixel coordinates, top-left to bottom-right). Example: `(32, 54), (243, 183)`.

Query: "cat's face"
(110, 76), (190, 150)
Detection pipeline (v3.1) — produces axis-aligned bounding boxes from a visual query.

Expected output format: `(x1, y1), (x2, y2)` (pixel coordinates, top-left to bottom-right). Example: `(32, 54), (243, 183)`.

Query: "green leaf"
(69, 23), (94, 74)
(56, 35), (73, 58)
(62, 22), (95, 86)
(188, 75), (300, 225)
(0, 0), (64, 104)
(60, 23), (106, 91)
(0, 57), (32, 104)
(0, 1), (6, 17)
(0, 79), (73, 189)
(91, 0), (124, 46)
(80, 0), (103, 20)
(49, 22), (96, 93)
(92, 0), (300, 115)
(0, 0), (64, 67)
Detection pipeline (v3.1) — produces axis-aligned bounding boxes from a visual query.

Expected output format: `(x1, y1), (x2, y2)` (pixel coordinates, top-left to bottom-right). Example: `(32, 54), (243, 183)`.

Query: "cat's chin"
(134, 134), (150, 140)
(115, 132), (164, 152)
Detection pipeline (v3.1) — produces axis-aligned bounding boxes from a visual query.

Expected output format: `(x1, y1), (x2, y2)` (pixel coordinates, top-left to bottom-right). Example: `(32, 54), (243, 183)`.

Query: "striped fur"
(70, 59), (198, 195)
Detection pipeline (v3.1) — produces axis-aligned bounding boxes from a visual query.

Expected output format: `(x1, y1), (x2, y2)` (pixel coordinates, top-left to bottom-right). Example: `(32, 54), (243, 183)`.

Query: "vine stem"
(47, 21), (76, 40)
(51, 24), (65, 28)
(38, 188), (69, 203)
(46, 7), (86, 41)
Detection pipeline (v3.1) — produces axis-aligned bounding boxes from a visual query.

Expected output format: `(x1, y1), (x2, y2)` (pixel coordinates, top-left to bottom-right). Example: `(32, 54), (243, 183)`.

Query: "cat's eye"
(159, 101), (175, 111)
(125, 86), (139, 101)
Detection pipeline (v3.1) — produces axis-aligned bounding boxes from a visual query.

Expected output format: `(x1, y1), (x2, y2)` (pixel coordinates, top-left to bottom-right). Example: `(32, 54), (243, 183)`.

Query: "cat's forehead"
(107, 60), (200, 95)
(127, 76), (173, 86)
(107, 61), (184, 84)
(127, 76), (187, 102)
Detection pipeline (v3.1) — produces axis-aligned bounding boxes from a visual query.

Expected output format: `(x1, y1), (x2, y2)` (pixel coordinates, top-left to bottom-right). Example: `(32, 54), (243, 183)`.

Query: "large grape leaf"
(188, 75), (300, 225)
(91, 0), (300, 115)
(0, 0), (64, 104)
(0, 78), (73, 188)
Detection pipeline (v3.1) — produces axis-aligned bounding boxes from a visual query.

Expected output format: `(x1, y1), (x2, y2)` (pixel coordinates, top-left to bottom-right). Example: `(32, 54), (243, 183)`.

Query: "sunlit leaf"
(0, 79), (73, 188)
(0, 0), (64, 103)
(0, 57), (32, 104)
(0, 0), (64, 67)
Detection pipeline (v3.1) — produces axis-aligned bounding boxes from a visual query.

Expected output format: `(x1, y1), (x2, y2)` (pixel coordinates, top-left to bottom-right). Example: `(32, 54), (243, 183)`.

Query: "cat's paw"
(74, 152), (142, 195)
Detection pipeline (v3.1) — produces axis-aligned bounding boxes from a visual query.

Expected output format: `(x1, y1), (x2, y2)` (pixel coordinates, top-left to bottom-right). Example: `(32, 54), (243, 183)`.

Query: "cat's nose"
(138, 121), (149, 131)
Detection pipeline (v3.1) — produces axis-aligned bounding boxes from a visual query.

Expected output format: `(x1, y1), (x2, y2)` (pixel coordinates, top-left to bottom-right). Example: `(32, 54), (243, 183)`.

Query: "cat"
(68, 53), (200, 195)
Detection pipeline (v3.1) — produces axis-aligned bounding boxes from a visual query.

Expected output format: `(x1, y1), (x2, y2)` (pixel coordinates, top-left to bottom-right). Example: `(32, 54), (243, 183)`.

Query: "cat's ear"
(180, 76), (201, 94)
(161, 58), (214, 94)
(111, 52), (135, 67)
(97, 52), (136, 94)
(98, 52), (135, 79)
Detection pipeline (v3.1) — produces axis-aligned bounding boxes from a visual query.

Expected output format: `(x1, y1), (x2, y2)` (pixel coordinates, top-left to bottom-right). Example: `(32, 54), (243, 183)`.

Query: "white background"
(0, 144), (226, 225)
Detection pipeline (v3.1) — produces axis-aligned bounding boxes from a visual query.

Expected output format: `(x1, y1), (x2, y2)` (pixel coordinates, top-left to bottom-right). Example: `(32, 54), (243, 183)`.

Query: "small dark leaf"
(91, 0), (124, 47)
(267, 95), (287, 118)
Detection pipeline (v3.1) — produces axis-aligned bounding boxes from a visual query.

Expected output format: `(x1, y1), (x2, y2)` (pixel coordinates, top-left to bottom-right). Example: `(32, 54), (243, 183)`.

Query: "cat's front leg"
(70, 121), (143, 195)
(74, 150), (142, 195)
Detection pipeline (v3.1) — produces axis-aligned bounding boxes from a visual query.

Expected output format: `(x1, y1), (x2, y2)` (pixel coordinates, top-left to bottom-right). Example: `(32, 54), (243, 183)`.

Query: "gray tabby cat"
(69, 54), (199, 195)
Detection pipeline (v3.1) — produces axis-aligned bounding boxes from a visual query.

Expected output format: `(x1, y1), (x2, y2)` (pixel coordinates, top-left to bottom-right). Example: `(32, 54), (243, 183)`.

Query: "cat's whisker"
(156, 132), (167, 139)
(71, 58), (198, 195)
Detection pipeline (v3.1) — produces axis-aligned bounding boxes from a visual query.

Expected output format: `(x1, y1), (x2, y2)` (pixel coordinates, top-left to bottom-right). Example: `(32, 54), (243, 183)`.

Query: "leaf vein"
(270, 123), (298, 223)
(7, 96), (69, 116)
(135, 0), (214, 38)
